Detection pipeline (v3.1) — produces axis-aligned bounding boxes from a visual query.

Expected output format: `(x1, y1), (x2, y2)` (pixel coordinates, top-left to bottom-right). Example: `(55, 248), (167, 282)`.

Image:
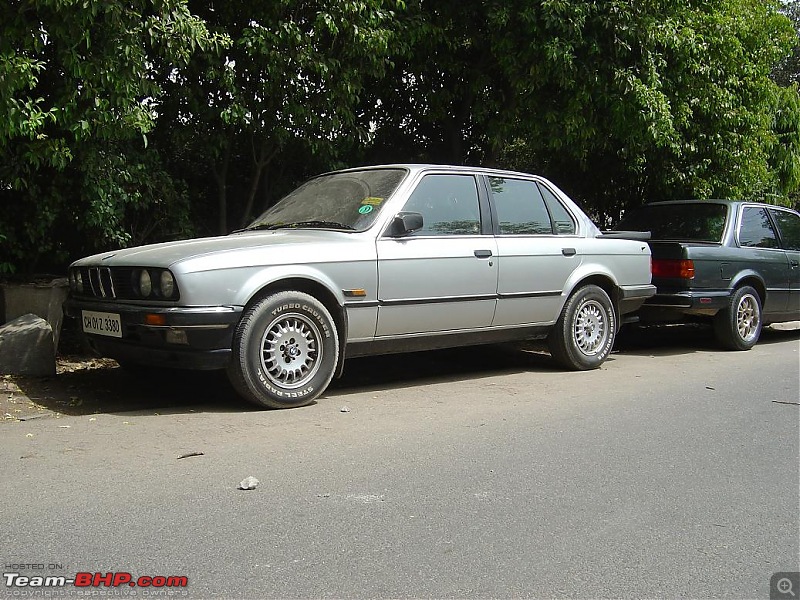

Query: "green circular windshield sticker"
(358, 205), (374, 215)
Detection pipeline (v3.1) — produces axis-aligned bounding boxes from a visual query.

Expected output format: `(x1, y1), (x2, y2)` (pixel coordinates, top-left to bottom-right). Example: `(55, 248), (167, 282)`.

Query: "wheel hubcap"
(736, 294), (759, 342)
(260, 314), (322, 388)
(573, 299), (608, 356)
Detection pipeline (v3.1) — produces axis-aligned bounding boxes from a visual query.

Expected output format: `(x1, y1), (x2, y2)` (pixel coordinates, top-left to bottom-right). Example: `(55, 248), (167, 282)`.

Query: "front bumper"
(64, 299), (243, 370)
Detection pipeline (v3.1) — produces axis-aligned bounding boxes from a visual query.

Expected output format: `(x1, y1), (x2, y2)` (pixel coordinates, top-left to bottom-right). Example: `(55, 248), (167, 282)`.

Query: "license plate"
(81, 310), (122, 338)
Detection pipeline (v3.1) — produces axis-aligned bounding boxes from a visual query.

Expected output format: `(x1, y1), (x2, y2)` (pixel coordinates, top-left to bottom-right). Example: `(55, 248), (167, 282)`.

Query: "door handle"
(474, 249), (493, 258)
(791, 260), (799, 268)
(562, 248), (577, 256)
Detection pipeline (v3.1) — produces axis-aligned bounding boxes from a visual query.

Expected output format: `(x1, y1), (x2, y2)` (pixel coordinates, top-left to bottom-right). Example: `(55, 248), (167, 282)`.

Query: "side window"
(739, 206), (779, 248)
(401, 174), (481, 236)
(489, 177), (553, 235)
(538, 183), (576, 234)
(770, 209), (800, 251)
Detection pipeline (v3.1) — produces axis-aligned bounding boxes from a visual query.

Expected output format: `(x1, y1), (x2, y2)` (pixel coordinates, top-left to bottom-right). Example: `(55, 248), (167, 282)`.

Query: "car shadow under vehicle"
(6, 343), (561, 418)
(6, 323), (796, 419)
(614, 321), (800, 355)
(328, 343), (558, 396)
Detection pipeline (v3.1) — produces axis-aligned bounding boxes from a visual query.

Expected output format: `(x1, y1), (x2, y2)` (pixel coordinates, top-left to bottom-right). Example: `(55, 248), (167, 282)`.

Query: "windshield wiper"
(239, 220), (355, 232)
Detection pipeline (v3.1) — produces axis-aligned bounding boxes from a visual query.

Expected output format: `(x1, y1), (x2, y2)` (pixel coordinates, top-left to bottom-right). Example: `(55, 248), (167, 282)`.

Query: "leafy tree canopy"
(0, 0), (798, 274)
(0, 0), (226, 273)
(363, 0), (799, 221)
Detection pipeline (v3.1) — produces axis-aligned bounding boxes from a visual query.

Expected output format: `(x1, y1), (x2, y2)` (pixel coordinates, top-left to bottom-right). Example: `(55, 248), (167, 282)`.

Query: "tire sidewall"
(235, 292), (338, 407)
(562, 285), (616, 369)
(728, 286), (762, 350)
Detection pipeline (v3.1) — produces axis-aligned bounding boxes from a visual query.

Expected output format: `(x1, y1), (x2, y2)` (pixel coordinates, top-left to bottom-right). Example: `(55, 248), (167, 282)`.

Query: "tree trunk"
(211, 134), (233, 235)
(240, 139), (279, 228)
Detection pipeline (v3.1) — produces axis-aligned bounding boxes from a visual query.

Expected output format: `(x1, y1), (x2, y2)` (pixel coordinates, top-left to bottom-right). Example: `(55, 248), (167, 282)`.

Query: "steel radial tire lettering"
(713, 285), (762, 351)
(227, 291), (339, 408)
(548, 284), (616, 371)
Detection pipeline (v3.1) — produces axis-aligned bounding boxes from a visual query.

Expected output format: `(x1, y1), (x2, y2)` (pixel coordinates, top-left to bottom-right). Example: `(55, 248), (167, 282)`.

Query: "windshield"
(616, 203), (729, 242)
(243, 168), (407, 232)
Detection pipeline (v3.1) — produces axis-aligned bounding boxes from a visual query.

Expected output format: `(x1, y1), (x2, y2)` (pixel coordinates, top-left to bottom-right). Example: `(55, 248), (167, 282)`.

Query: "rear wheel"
(713, 285), (762, 350)
(227, 291), (339, 409)
(548, 285), (616, 370)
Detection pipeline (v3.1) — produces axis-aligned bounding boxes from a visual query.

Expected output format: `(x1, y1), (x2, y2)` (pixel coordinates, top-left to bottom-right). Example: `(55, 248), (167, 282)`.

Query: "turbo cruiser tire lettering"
(228, 291), (339, 409)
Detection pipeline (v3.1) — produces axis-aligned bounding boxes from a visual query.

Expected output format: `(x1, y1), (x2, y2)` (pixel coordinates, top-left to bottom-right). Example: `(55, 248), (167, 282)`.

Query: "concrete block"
(0, 314), (56, 376)
(1, 278), (69, 351)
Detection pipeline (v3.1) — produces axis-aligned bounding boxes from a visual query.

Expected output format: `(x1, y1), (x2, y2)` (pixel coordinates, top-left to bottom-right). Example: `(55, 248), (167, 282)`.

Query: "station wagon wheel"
(227, 291), (339, 409)
(713, 285), (762, 351)
(548, 284), (616, 370)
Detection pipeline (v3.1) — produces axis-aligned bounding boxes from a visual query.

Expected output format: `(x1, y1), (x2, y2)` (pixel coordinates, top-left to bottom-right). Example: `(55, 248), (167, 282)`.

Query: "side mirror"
(388, 212), (424, 237)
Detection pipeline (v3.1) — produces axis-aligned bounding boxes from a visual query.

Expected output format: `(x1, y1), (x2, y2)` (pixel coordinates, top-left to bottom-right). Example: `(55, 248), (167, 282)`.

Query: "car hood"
(71, 230), (369, 271)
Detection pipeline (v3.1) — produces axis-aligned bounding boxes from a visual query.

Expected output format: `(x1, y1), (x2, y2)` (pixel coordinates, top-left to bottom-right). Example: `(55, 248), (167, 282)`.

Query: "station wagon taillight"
(652, 258), (695, 279)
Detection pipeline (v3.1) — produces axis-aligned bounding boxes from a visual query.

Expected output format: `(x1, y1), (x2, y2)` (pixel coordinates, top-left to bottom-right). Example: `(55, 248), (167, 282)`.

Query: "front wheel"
(548, 285), (616, 370)
(227, 291), (339, 409)
(713, 285), (762, 351)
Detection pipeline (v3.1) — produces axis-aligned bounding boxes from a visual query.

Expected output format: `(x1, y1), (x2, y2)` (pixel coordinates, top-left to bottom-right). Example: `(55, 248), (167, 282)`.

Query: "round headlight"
(139, 270), (152, 297)
(160, 271), (175, 298)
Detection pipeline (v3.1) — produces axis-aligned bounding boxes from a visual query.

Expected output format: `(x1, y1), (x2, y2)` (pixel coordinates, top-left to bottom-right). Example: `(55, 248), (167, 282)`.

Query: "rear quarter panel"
(567, 237), (653, 291)
(651, 241), (786, 314)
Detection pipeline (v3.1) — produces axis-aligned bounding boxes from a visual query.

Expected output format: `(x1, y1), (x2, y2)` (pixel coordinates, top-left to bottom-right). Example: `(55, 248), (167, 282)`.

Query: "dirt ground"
(2, 356), (196, 421)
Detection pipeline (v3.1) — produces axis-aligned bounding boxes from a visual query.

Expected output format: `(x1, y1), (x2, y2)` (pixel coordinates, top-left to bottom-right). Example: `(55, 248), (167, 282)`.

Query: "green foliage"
(772, 0), (800, 86)
(159, 0), (402, 232)
(768, 83), (800, 205)
(0, 0), (798, 274)
(0, 0), (226, 274)
(364, 0), (800, 221)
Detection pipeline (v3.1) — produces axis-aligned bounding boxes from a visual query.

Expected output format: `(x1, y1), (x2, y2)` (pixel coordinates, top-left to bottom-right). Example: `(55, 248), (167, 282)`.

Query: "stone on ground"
(0, 314), (56, 376)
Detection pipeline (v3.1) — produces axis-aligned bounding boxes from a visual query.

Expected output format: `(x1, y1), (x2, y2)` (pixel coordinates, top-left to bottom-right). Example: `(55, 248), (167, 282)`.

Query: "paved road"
(2, 325), (798, 599)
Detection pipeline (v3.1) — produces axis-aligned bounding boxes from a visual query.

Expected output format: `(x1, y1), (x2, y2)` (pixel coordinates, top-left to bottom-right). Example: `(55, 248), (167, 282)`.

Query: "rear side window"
(616, 203), (728, 242)
(770, 209), (800, 251)
(488, 177), (553, 235)
(539, 183), (576, 234)
(739, 206), (778, 248)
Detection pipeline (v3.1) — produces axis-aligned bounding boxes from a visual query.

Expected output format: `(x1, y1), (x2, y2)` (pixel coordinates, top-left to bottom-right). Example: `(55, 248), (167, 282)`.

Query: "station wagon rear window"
(617, 203), (728, 242)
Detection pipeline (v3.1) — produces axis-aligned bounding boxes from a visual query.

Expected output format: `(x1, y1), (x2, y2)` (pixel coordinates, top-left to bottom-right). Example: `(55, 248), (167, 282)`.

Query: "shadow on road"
(7, 344), (557, 418)
(5, 323), (796, 419)
(615, 322), (800, 355)
(329, 343), (556, 396)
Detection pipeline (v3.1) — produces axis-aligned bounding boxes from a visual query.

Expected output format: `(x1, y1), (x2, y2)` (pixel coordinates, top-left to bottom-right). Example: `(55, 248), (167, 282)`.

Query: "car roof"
(644, 199), (740, 205)
(326, 163), (550, 180)
(642, 199), (799, 213)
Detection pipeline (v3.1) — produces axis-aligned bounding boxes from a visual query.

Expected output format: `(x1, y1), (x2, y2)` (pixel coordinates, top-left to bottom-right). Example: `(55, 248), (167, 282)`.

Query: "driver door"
(375, 173), (498, 336)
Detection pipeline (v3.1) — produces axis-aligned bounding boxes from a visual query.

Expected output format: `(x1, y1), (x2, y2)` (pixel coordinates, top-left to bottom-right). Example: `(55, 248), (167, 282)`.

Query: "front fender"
(236, 265), (348, 308)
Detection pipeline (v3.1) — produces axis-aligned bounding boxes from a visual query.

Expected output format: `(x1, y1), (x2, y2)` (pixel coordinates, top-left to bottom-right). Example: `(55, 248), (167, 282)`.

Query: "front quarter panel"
(169, 237), (377, 306)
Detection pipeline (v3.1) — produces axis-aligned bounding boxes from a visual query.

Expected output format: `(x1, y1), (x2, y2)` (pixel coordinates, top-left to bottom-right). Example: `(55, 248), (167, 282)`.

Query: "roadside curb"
(1, 375), (58, 423)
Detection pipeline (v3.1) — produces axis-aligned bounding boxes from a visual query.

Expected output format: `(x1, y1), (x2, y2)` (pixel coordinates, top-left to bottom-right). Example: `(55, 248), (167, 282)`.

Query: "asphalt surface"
(1, 324), (798, 599)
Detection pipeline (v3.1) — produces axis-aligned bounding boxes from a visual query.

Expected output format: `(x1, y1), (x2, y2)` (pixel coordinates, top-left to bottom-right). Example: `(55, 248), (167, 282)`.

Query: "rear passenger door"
(487, 176), (581, 326)
(769, 208), (800, 315)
